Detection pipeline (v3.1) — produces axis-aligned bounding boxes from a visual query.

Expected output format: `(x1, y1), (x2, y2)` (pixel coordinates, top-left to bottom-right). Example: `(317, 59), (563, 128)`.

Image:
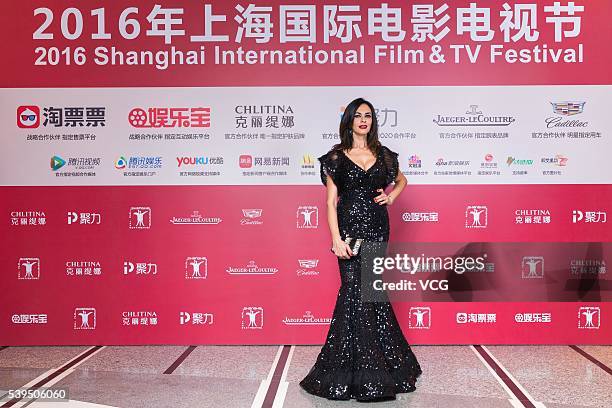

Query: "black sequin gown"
(299, 146), (422, 401)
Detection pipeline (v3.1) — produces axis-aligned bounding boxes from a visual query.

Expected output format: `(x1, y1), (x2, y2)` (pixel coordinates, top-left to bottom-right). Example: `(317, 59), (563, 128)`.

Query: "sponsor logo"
(18, 105), (106, 128)
(17, 106), (40, 128)
(456, 312), (496, 324)
(68, 211), (102, 225)
(408, 154), (422, 168)
(74, 308), (96, 329)
(179, 312), (214, 325)
(408, 306), (431, 329)
(551, 101), (585, 116)
(129, 207), (151, 229)
(114, 156), (127, 169)
(507, 157), (533, 166)
(235, 105), (294, 115)
(185, 257), (208, 279)
(10, 211), (46, 226)
(123, 261), (158, 275)
(241, 209), (263, 225)
(12, 314), (48, 324)
(114, 156), (163, 170)
(301, 154), (315, 169)
(176, 156), (223, 167)
(402, 212), (439, 222)
(434, 105), (515, 127)
(170, 210), (222, 225)
(234, 105), (295, 129)
(435, 158), (470, 166)
(546, 102), (588, 128)
(514, 209), (551, 224)
(522, 256), (544, 278)
(18, 258), (40, 280)
(541, 154), (568, 166)
(122, 311), (158, 326)
(570, 259), (607, 276)
(226, 260), (278, 275)
(66, 261), (102, 276)
(239, 155), (253, 168)
(297, 206), (318, 228)
(577, 306), (600, 329)
(465, 206), (487, 228)
(282, 311), (331, 325)
(239, 156), (290, 167)
(50, 155), (66, 171)
(515, 313), (552, 323)
(480, 153), (498, 168)
(572, 210), (607, 224)
(242, 307), (264, 329)
(128, 107), (210, 128)
(50, 156), (101, 176)
(297, 259), (320, 276)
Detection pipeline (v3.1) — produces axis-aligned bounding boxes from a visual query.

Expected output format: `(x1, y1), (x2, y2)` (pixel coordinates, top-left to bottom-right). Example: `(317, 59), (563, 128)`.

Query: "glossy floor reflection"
(0, 345), (610, 407)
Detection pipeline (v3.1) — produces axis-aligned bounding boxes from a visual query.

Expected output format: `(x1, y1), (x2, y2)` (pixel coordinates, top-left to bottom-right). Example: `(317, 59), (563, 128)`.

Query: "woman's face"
(351, 103), (372, 138)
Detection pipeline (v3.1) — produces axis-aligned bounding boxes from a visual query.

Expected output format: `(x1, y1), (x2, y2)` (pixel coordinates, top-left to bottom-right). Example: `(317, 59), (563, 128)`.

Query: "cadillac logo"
(551, 102), (585, 116)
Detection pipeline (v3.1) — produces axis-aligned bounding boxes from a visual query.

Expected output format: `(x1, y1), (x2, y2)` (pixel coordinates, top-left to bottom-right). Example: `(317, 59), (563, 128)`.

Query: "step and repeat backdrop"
(1, 0), (610, 345)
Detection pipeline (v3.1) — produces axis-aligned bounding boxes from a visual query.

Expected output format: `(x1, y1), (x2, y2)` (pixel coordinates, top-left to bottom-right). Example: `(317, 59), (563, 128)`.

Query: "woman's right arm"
(326, 176), (353, 259)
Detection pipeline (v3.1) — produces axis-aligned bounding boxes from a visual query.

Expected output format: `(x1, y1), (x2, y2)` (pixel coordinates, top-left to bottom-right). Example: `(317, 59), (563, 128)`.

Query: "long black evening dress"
(299, 146), (422, 401)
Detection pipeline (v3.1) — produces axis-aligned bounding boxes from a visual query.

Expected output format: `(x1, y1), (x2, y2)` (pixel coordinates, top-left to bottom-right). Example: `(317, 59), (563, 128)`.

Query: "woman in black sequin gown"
(299, 98), (422, 402)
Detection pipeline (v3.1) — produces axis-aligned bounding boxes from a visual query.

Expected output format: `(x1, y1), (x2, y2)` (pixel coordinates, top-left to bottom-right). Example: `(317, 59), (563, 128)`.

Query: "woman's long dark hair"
(334, 97), (381, 154)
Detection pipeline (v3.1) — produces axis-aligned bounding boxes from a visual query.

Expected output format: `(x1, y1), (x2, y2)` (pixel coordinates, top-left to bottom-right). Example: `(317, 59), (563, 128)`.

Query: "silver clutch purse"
(344, 236), (364, 255)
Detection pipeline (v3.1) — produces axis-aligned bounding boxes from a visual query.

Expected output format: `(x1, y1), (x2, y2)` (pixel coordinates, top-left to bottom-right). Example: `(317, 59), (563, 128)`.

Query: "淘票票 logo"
(456, 312), (496, 324)
(17, 106), (40, 128)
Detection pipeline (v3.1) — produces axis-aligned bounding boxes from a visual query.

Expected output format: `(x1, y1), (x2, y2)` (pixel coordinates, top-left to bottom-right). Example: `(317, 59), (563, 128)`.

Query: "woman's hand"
(331, 236), (353, 259)
(374, 189), (394, 205)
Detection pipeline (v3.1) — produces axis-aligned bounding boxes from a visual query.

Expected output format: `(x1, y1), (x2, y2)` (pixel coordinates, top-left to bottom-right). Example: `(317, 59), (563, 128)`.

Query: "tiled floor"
(0, 345), (611, 407)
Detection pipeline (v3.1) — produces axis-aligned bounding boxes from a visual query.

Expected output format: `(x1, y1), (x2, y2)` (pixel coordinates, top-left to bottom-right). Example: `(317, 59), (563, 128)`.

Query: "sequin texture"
(299, 146), (422, 402)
